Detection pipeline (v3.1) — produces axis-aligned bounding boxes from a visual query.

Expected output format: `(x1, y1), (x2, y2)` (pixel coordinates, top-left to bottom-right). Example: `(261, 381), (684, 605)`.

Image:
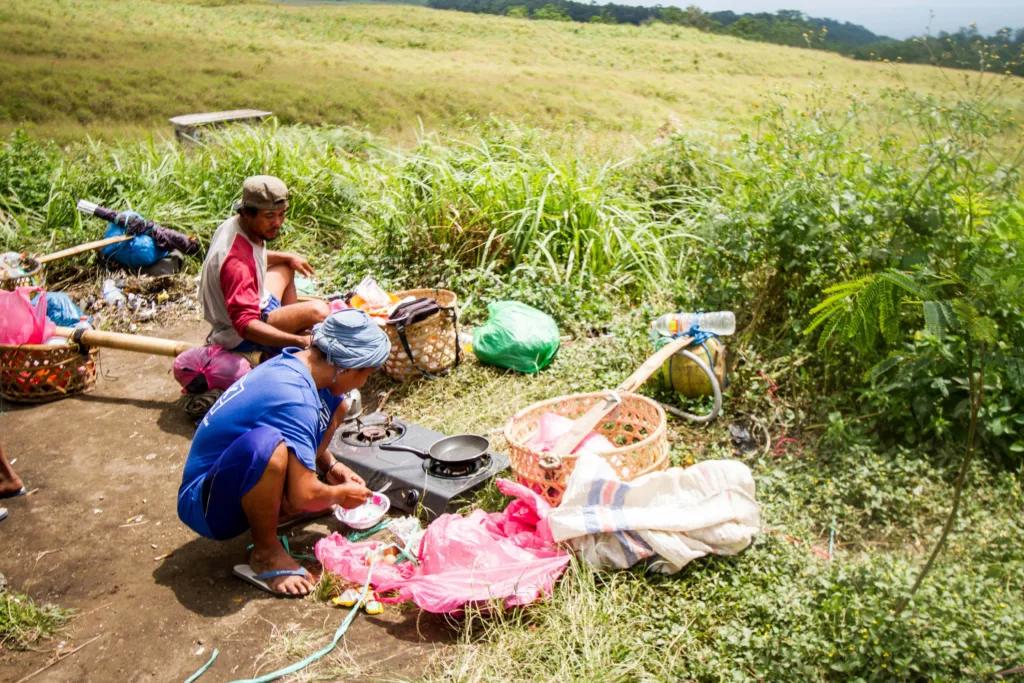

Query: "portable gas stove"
(329, 412), (509, 518)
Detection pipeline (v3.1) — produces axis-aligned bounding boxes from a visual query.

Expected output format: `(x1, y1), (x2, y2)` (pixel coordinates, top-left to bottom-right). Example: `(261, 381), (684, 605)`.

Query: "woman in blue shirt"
(178, 309), (390, 596)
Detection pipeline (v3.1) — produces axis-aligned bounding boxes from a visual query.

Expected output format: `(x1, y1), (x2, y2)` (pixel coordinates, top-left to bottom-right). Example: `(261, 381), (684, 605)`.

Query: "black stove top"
(329, 412), (509, 519)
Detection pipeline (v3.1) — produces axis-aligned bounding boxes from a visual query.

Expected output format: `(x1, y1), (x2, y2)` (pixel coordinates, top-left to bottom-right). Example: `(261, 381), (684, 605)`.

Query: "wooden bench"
(168, 109), (273, 144)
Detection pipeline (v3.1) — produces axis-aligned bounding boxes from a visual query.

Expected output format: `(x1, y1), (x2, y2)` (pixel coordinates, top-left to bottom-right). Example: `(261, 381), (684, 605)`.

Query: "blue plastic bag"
(32, 291), (83, 327)
(102, 211), (168, 269)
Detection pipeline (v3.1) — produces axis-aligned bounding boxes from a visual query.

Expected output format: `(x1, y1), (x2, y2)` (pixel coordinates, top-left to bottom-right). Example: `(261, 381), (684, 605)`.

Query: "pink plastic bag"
(526, 412), (616, 456)
(173, 345), (252, 393)
(315, 479), (570, 614)
(0, 287), (55, 345)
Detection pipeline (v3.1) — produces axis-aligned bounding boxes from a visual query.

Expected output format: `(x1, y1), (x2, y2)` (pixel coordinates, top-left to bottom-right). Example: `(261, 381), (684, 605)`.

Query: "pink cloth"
(526, 412), (615, 456)
(315, 479), (570, 614)
(173, 345), (252, 393)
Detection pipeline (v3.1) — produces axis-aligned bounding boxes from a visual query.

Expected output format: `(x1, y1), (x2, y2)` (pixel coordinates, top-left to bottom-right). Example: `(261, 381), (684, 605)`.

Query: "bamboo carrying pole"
(54, 327), (196, 358)
(36, 235), (134, 264)
(546, 335), (694, 461)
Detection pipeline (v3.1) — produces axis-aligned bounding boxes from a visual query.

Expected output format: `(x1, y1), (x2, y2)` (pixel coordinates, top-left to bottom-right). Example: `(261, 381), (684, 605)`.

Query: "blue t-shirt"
(177, 348), (343, 536)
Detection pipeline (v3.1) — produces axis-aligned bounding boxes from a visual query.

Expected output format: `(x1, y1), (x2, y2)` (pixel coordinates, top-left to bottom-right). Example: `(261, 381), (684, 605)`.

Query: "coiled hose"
(658, 348), (722, 424)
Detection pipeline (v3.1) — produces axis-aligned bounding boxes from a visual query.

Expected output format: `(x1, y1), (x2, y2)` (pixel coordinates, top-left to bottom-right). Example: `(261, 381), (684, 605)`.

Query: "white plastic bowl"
(334, 493), (391, 530)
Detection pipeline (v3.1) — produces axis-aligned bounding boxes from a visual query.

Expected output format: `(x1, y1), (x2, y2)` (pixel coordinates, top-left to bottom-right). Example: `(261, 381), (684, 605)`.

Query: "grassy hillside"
(0, 0), (1003, 141)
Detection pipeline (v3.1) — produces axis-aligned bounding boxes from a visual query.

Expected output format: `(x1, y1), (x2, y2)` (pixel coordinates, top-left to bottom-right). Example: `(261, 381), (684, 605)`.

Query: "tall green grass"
(0, 121), (697, 303)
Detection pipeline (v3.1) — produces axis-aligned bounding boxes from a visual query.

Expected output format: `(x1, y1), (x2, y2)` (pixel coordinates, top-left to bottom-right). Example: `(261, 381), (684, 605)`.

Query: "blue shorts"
(193, 426), (284, 540)
(232, 294), (283, 357)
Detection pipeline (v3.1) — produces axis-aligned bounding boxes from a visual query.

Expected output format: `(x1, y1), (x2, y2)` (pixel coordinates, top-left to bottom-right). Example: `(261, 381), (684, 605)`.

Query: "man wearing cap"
(200, 175), (330, 357)
(177, 309), (391, 596)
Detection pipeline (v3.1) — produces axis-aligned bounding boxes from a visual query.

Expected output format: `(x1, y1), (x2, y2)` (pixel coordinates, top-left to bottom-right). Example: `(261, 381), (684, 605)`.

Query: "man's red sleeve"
(220, 236), (261, 337)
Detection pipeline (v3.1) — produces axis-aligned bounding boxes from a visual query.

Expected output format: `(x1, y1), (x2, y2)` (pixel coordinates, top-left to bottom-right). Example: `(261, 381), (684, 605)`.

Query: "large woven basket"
(0, 256), (45, 291)
(382, 288), (459, 382)
(0, 342), (98, 403)
(504, 391), (669, 506)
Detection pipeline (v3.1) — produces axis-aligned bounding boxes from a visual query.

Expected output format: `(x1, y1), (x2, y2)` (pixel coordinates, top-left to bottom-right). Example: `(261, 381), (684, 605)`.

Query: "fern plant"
(806, 212), (1024, 612)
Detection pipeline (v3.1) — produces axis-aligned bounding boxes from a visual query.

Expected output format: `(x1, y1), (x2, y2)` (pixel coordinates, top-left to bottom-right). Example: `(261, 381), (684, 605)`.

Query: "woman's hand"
(337, 481), (372, 509)
(326, 461), (365, 487)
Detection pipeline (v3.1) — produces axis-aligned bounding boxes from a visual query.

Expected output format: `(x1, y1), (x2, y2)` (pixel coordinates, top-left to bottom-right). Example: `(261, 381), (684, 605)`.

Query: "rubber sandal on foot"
(232, 564), (310, 598)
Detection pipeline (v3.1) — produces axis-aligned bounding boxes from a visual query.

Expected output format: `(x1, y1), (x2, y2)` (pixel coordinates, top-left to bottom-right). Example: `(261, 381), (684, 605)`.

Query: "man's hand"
(326, 461), (365, 487)
(282, 252), (315, 278)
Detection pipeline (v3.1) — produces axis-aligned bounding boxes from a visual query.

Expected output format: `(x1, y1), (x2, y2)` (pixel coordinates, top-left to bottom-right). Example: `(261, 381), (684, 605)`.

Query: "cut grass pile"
(0, 0), (1003, 141)
(0, 587), (73, 650)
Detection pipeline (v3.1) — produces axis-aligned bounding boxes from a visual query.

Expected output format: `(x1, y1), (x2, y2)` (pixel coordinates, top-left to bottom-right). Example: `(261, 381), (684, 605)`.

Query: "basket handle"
(538, 453), (563, 471)
(544, 335), (693, 459)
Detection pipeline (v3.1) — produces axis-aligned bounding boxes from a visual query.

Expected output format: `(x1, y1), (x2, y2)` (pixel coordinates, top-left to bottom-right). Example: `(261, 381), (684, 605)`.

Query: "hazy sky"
(650, 2), (1024, 40)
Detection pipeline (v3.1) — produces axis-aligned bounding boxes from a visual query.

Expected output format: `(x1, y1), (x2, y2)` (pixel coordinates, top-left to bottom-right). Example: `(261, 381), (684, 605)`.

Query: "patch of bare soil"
(0, 320), (453, 683)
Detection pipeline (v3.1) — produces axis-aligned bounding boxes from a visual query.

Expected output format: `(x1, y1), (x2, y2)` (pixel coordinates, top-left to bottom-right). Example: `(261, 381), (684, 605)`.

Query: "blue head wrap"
(312, 309), (391, 369)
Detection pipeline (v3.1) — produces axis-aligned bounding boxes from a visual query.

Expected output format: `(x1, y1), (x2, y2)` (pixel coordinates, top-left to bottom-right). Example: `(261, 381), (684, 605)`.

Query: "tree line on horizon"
(425, 0), (1024, 77)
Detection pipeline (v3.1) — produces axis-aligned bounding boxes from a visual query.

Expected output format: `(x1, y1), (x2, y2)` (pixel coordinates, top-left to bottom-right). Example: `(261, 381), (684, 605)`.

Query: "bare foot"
(250, 539), (315, 596)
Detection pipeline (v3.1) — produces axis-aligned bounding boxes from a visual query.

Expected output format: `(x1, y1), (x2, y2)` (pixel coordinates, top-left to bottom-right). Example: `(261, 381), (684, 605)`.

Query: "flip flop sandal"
(232, 564), (311, 598)
(0, 508), (7, 522)
(0, 487), (25, 500)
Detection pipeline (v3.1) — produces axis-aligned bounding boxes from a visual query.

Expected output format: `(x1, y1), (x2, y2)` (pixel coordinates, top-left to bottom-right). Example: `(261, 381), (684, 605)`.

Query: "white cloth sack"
(545, 454), (760, 574)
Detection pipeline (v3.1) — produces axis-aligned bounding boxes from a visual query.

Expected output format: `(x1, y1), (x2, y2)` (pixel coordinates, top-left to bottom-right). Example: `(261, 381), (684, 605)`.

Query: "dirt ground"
(1, 320), (451, 683)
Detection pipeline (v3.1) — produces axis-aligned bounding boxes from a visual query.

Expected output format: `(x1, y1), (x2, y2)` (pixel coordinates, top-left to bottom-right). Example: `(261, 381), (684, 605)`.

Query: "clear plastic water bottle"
(651, 311), (735, 337)
(74, 316), (93, 331)
(101, 279), (125, 307)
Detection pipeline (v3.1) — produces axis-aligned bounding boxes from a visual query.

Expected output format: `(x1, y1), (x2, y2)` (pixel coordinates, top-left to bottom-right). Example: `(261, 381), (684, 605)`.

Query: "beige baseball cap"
(234, 175), (289, 211)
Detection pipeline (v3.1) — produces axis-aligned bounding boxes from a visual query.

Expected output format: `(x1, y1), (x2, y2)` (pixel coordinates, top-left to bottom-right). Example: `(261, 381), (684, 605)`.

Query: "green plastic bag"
(472, 301), (560, 373)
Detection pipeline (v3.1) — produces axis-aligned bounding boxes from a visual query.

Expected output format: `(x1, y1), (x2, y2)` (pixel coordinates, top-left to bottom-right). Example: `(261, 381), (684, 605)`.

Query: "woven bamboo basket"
(382, 288), (459, 382)
(0, 341), (98, 403)
(0, 256), (45, 291)
(504, 391), (670, 506)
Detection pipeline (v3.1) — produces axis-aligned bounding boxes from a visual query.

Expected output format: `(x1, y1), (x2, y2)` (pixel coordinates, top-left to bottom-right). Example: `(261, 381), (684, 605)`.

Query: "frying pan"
(379, 434), (490, 463)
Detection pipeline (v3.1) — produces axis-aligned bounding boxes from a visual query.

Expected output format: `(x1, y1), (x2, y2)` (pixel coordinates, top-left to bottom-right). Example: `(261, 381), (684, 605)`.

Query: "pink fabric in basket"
(526, 412), (616, 455)
(315, 479), (570, 614)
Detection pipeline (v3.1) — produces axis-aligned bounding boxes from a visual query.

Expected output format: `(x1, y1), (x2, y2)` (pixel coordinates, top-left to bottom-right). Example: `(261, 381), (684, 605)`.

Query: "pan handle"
(379, 443), (430, 459)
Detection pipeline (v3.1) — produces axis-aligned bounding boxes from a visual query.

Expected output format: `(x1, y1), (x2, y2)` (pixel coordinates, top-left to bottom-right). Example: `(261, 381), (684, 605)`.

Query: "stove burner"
(340, 415), (406, 448)
(425, 454), (491, 480)
(362, 426), (388, 441)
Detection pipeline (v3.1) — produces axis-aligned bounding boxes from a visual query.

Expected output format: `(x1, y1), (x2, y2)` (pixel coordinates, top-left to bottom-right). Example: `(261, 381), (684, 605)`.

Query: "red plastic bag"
(0, 287), (56, 345)
(173, 345), (252, 393)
